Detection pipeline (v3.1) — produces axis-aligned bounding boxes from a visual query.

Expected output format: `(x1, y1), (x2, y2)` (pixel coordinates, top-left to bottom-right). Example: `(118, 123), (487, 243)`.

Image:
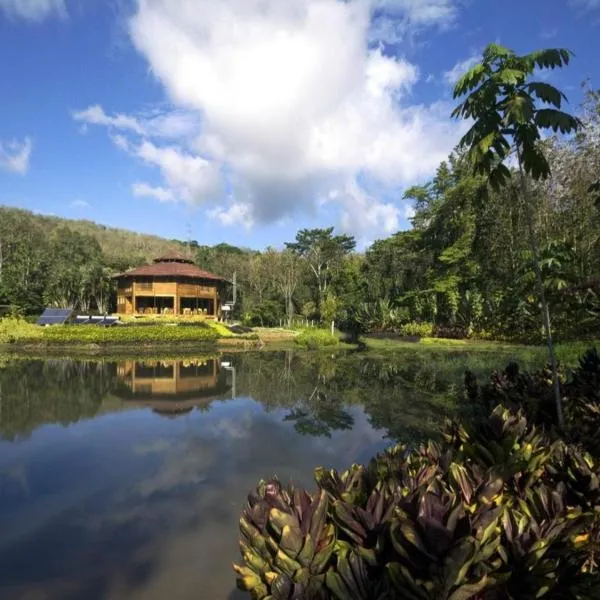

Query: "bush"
(235, 352), (600, 599)
(294, 328), (340, 349)
(398, 321), (434, 338)
(0, 317), (42, 344)
(465, 347), (600, 459)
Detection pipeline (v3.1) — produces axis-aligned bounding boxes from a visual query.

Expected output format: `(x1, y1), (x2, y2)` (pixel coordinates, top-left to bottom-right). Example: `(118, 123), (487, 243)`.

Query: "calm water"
(0, 350), (511, 599)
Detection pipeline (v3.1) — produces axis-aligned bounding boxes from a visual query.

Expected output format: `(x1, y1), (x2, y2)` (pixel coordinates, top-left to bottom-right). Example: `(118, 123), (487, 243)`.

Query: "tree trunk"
(517, 153), (564, 428)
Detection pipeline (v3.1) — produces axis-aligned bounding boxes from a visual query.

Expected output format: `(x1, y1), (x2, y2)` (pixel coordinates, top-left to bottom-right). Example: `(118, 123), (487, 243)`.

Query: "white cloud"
(132, 181), (176, 203)
(73, 104), (201, 140)
(73, 104), (145, 135)
(403, 201), (416, 220)
(338, 180), (401, 240)
(134, 140), (223, 203)
(0, 0), (67, 21)
(0, 137), (33, 175)
(76, 0), (466, 240)
(69, 199), (90, 209)
(444, 54), (479, 86)
(207, 202), (253, 229)
(370, 0), (458, 43)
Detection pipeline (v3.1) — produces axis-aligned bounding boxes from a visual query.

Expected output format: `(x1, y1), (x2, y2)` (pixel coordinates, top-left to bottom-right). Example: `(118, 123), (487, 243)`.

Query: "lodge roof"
(114, 253), (226, 281)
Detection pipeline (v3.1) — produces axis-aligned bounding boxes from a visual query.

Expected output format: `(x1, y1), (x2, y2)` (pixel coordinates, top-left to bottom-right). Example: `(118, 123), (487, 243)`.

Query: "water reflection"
(114, 358), (232, 417)
(0, 350), (505, 599)
(0, 351), (477, 443)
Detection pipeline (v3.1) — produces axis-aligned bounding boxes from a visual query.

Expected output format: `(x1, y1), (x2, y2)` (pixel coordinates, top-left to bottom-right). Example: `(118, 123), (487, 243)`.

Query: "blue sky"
(0, 0), (598, 250)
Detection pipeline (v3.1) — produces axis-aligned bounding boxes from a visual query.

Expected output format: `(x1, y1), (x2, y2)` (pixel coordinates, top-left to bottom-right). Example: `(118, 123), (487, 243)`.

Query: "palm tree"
(452, 43), (582, 428)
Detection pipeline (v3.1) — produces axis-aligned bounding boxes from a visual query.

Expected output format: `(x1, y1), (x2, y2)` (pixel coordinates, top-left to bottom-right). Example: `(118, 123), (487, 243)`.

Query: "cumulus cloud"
(444, 54), (480, 85)
(132, 181), (176, 203)
(0, 137), (33, 174)
(207, 202), (254, 229)
(0, 0), (67, 21)
(76, 0), (466, 240)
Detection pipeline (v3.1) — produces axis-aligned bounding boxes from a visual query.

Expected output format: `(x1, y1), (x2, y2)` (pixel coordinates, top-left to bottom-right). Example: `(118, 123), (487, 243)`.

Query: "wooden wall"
(115, 277), (220, 316)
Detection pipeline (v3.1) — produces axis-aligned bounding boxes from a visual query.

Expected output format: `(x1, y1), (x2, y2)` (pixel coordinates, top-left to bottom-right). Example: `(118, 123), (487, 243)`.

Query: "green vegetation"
(235, 349), (600, 599)
(452, 43), (582, 427)
(295, 328), (340, 349)
(0, 316), (257, 347)
(0, 44), (598, 350)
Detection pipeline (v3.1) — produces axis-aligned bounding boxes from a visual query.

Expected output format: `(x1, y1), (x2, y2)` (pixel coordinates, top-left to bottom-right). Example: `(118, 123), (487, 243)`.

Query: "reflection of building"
(113, 252), (227, 317)
(115, 358), (231, 417)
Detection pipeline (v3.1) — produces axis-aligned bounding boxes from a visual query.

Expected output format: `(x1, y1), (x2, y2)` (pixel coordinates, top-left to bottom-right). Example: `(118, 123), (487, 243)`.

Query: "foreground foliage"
(235, 350), (600, 599)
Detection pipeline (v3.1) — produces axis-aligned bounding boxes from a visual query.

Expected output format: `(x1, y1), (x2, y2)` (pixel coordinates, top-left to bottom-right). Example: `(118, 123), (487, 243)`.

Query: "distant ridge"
(0, 205), (188, 269)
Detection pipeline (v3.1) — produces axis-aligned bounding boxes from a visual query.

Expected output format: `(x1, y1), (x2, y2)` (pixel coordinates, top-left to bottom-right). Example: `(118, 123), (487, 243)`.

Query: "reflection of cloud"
(133, 439), (171, 456)
(1, 395), (391, 599)
(136, 437), (216, 498)
(212, 411), (254, 439)
(0, 464), (29, 497)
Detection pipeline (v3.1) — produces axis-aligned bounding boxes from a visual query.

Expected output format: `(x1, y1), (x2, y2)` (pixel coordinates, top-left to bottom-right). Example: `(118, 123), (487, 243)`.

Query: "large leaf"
(503, 94), (535, 125)
(534, 108), (581, 134)
(483, 43), (515, 62)
(528, 48), (573, 70)
(494, 68), (526, 86)
(526, 82), (566, 108)
(453, 63), (488, 98)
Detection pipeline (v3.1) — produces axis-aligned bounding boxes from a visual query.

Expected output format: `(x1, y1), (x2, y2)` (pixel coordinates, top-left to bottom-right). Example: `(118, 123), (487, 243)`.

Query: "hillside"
(0, 206), (188, 268)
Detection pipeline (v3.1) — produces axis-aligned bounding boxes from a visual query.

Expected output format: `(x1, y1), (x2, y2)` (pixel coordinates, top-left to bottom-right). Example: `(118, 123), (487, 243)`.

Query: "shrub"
(465, 347), (600, 459)
(235, 351), (600, 599)
(398, 321), (434, 338)
(294, 329), (340, 349)
(0, 317), (43, 344)
(39, 324), (221, 345)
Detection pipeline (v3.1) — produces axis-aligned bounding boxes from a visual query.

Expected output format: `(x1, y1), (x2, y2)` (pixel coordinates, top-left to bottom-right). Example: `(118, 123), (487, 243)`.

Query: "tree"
(272, 250), (301, 328)
(452, 43), (581, 427)
(285, 228), (356, 312)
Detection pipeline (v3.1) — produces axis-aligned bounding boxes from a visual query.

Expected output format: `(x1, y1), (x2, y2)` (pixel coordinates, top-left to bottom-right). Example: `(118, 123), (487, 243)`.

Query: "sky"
(0, 0), (599, 250)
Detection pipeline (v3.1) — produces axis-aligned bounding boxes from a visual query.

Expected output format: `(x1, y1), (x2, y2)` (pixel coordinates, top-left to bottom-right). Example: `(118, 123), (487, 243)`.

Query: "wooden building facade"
(114, 253), (227, 317)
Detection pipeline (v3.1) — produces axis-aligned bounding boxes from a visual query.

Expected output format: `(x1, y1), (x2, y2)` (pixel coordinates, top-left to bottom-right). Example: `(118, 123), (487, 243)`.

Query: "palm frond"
(534, 109), (582, 133)
(526, 82), (566, 108)
(453, 63), (488, 98)
(528, 48), (573, 70)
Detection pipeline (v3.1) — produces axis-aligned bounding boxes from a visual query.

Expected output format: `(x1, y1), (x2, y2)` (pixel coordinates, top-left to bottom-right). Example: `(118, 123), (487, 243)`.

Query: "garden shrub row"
(0, 317), (258, 345)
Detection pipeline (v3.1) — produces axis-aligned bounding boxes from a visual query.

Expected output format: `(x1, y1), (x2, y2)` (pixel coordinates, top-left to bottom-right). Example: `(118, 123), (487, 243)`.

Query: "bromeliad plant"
(235, 398), (600, 599)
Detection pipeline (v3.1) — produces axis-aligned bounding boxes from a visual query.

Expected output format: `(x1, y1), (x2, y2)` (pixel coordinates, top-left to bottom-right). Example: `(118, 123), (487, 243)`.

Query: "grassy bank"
(359, 335), (600, 370)
(1, 318), (596, 365)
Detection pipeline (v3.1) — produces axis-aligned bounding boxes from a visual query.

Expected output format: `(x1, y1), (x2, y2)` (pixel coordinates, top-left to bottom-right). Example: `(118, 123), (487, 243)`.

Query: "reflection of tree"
(230, 349), (493, 443)
(283, 389), (354, 438)
(0, 349), (506, 444)
(0, 359), (117, 441)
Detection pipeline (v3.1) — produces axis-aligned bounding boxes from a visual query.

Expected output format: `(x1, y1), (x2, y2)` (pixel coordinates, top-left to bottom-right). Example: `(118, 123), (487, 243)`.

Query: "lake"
(0, 349), (529, 599)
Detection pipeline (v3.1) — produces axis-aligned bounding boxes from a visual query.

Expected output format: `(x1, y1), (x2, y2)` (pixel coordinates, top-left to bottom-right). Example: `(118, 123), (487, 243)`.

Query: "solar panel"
(72, 316), (92, 325)
(36, 308), (73, 326)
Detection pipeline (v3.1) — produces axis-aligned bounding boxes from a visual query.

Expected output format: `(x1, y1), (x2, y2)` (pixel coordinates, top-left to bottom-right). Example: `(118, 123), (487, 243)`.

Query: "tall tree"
(285, 227), (356, 312)
(452, 43), (581, 427)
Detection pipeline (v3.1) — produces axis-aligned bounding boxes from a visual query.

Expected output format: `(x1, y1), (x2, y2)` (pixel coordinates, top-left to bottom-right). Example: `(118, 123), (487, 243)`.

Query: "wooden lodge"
(113, 252), (227, 317)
